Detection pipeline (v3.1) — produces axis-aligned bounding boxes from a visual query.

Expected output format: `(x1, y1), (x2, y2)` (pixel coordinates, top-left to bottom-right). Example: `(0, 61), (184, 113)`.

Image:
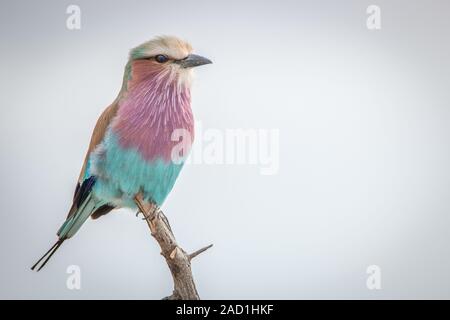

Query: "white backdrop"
(1, 0), (449, 299)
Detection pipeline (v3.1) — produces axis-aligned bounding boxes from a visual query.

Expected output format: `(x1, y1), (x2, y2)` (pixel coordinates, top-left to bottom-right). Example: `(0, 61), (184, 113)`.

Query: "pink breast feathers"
(111, 61), (195, 163)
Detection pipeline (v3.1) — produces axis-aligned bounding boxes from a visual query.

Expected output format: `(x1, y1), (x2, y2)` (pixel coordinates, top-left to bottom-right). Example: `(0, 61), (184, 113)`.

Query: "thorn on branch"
(189, 244), (213, 261)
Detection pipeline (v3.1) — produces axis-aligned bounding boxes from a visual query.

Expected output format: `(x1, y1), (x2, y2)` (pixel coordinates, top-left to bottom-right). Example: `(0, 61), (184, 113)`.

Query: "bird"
(31, 36), (212, 271)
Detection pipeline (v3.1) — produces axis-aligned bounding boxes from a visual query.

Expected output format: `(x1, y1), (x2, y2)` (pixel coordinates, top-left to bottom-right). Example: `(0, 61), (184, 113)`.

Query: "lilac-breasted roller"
(31, 36), (212, 271)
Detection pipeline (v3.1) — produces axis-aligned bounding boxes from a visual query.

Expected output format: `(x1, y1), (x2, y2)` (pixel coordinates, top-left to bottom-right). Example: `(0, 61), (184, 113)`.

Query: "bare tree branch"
(134, 194), (211, 300)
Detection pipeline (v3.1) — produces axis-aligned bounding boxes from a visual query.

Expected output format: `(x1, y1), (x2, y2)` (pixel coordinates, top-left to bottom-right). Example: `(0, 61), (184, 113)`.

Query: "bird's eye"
(155, 55), (169, 63)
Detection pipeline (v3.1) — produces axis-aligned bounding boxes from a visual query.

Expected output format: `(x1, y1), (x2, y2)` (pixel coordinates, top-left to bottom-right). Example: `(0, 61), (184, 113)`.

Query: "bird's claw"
(136, 205), (172, 232)
(145, 210), (173, 232)
(136, 211), (152, 221)
(136, 205), (160, 221)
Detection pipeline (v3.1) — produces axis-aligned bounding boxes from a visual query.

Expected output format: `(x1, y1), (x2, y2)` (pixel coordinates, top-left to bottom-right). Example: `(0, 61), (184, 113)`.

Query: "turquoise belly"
(89, 132), (184, 207)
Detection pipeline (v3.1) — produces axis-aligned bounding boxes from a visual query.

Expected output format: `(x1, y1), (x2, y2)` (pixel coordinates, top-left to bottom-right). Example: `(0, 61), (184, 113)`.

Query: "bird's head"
(125, 36), (212, 90)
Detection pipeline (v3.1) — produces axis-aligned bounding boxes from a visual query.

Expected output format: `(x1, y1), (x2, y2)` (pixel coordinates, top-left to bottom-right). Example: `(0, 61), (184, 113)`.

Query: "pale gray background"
(1, 0), (449, 299)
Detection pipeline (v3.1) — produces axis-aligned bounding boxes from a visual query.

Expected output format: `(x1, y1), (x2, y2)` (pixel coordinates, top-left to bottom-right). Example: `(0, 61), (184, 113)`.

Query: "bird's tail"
(31, 192), (106, 271)
(31, 239), (65, 271)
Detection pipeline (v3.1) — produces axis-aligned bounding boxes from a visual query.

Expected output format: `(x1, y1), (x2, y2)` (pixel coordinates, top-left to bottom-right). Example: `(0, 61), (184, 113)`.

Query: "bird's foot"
(138, 203), (160, 221)
(134, 200), (172, 231)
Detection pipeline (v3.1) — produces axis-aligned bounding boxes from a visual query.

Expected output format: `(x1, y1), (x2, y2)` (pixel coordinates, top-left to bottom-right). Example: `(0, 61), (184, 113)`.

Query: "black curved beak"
(175, 54), (212, 68)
